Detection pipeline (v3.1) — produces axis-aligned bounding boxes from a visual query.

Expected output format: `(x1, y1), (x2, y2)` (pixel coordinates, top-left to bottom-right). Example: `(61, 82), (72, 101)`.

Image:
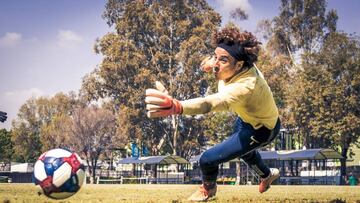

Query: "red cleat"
(259, 168), (280, 193)
(188, 184), (217, 202)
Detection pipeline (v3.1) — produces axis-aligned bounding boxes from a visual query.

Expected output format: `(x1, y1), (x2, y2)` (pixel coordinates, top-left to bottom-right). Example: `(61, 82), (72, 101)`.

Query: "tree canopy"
(82, 0), (222, 158)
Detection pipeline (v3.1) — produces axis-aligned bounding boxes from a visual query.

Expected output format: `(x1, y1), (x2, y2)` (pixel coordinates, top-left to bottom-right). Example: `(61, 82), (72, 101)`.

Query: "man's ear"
(235, 60), (244, 71)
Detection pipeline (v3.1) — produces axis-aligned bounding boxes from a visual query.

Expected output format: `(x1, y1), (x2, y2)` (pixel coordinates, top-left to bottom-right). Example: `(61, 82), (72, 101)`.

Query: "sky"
(1, 0), (360, 130)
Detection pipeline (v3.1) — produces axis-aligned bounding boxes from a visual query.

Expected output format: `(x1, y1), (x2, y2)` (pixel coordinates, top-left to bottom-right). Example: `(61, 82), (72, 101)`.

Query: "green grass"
(1, 183), (360, 203)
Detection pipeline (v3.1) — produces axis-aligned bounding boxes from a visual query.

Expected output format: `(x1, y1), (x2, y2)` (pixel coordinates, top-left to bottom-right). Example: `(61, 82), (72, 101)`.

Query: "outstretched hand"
(145, 81), (182, 118)
(0, 111), (7, 123)
(155, 81), (168, 95)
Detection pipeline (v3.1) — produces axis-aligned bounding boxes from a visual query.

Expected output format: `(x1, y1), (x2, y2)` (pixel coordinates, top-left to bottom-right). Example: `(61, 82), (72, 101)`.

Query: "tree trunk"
(92, 157), (99, 185)
(84, 152), (94, 184)
(92, 165), (97, 184)
(236, 161), (241, 185)
(172, 116), (179, 156)
(90, 158), (95, 184)
(168, 21), (178, 157)
(340, 146), (348, 185)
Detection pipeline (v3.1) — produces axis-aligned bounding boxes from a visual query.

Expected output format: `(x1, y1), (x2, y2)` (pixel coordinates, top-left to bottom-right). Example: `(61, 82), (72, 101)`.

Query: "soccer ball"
(33, 148), (85, 199)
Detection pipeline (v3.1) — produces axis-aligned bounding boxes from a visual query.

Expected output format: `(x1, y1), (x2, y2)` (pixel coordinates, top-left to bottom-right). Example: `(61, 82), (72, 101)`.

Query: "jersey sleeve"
(180, 82), (251, 115)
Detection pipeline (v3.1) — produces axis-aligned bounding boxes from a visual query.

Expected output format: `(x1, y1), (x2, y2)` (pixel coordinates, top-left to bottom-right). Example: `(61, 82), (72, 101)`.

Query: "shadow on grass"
(328, 198), (346, 203)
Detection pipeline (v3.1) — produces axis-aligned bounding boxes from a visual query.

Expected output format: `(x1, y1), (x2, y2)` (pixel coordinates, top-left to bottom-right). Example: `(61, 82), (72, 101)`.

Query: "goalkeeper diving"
(145, 26), (281, 202)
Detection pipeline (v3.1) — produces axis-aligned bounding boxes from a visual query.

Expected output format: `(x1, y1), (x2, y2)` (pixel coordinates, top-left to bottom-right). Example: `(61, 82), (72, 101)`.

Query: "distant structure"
(0, 111), (7, 123)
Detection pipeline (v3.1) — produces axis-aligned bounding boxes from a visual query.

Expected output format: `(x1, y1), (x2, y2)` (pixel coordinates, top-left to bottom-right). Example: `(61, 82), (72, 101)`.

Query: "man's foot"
(188, 184), (217, 202)
(259, 168), (279, 193)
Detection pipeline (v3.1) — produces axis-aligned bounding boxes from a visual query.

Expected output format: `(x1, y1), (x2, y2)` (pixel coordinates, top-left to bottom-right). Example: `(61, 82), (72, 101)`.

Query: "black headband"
(217, 42), (246, 61)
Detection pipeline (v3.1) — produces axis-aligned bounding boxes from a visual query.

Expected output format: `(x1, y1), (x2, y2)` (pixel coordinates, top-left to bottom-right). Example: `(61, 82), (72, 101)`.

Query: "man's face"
(213, 47), (240, 82)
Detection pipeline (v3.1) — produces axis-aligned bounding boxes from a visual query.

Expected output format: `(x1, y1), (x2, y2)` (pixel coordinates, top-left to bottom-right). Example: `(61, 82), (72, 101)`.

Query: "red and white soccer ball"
(33, 148), (85, 199)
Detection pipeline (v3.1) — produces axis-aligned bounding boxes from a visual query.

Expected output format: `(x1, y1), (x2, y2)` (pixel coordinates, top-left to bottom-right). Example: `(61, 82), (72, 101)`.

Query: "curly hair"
(212, 26), (261, 67)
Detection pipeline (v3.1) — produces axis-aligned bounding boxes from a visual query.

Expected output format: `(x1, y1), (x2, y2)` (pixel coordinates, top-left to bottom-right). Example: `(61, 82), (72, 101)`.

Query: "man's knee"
(199, 151), (216, 168)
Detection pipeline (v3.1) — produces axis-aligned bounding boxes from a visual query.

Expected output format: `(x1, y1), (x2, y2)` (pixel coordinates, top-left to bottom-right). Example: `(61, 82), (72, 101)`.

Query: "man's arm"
(145, 81), (248, 118)
(180, 93), (228, 115)
(146, 85), (229, 117)
(181, 82), (250, 115)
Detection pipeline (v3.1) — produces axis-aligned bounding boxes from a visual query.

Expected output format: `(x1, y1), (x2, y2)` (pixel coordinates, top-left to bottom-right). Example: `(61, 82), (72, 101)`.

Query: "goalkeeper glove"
(145, 82), (183, 118)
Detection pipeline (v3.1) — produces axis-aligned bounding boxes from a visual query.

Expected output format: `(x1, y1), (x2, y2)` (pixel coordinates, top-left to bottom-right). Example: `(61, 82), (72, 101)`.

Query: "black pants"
(199, 117), (281, 181)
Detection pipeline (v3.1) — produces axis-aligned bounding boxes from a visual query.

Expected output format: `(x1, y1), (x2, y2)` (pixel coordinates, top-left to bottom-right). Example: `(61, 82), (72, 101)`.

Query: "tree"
(257, 49), (293, 126)
(82, 0), (221, 157)
(11, 98), (43, 162)
(267, 0), (337, 55)
(296, 32), (360, 184)
(69, 106), (121, 183)
(39, 92), (82, 151)
(11, 92), (80, 162)
(289, 53), (333, 148)
(40, 114), (73, 151)
(230, 7), (248, 21)
(0, 129), (13, 170)
(202, 112), (236, 145)
(256, 0), (339, 149)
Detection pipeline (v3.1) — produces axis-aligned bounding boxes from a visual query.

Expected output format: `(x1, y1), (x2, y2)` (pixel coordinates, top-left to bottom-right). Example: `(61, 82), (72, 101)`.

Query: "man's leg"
(242, 150), (280, 193)
(199, 133), (245, 182)
(189, 118), (255, 201)
(241, 119), (281, 193)
(241, 150), (270, 178)
(241, 150), (280, 193)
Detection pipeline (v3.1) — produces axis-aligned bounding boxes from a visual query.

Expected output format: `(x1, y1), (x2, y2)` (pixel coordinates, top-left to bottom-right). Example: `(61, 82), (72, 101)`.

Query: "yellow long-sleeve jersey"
(180, 65), (279, 130)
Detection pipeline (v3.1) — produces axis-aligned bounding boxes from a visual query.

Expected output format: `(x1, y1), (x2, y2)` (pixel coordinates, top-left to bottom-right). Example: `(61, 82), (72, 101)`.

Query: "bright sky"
(1, 0), (359, 130)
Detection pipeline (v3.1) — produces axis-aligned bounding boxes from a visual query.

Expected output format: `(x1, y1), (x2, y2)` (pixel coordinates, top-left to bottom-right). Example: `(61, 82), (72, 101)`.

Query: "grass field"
(1, 183), (360, 203)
